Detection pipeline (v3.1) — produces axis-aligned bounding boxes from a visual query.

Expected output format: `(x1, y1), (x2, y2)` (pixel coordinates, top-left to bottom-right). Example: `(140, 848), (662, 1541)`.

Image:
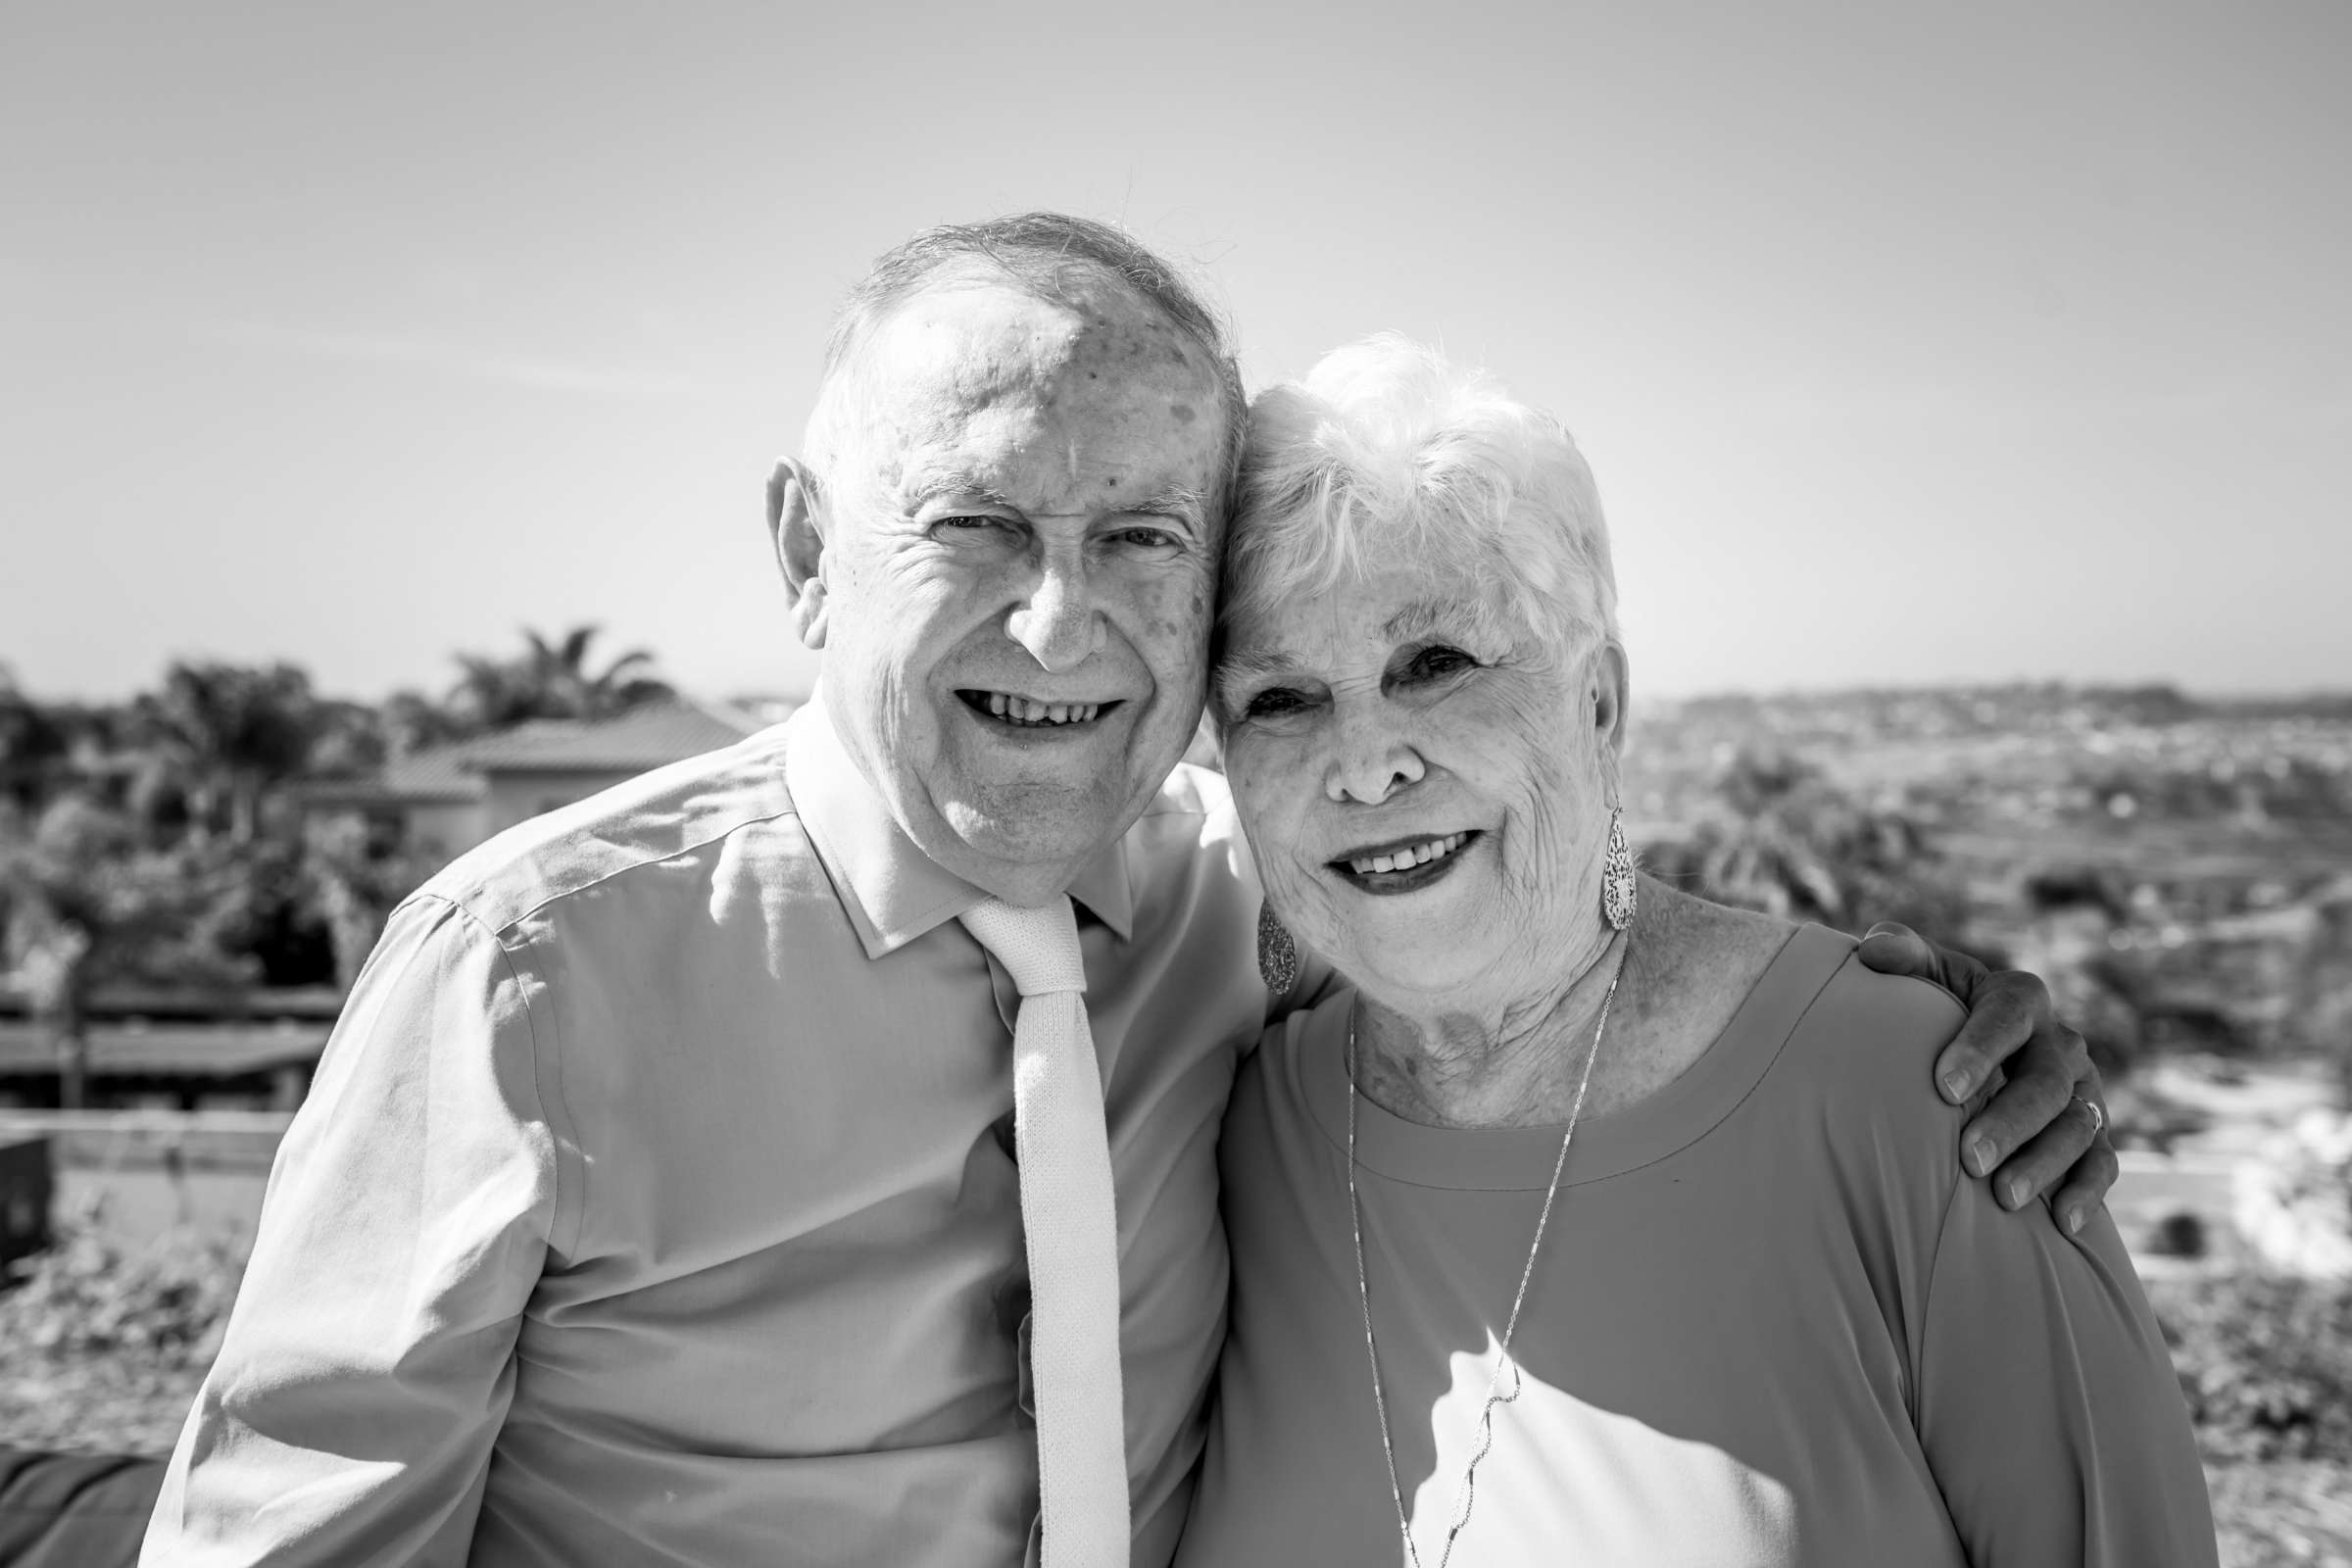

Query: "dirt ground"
(2124, 1056), (2352, 1563)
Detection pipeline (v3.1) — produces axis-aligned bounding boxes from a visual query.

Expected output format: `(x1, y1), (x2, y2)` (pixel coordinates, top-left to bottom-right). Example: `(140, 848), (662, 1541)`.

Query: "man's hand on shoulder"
(1855, 922), (2116, 1238)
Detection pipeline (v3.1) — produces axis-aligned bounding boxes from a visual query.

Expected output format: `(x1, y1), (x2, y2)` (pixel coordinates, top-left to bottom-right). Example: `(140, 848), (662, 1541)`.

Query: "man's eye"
(936, 514), (1006, 532)
(1110, 526), (1181, 552)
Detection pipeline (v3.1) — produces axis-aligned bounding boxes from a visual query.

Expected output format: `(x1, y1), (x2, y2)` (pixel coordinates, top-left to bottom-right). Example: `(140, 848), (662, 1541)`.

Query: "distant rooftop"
(370, 745), (483, 803)
(456, 697), (772, 772)
(302, 696), (788, 806)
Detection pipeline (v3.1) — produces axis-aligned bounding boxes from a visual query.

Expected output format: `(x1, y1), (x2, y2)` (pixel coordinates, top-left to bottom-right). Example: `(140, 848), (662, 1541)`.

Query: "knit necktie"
(959, 895), (1129, 1568)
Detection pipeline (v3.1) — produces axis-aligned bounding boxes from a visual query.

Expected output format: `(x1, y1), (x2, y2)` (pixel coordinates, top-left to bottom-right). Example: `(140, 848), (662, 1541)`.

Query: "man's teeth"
(982, 692), (1102, 725)
(1348, 832), (1468, 876)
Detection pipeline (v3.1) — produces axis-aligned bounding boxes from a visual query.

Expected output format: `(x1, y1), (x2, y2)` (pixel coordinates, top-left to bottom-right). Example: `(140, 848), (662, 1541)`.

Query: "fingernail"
(2066, 1208), (2084, 1236)
(1969, 1138), (1995, 1176)
(1942, 1071), (1970, 1102)
(2004, 1177), (2030, 1208)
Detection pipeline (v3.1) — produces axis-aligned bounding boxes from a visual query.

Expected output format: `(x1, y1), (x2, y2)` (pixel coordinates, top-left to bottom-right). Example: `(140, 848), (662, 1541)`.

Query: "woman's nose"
(1004, 551), (1103, 672)
(1325, 712), (1427, 805)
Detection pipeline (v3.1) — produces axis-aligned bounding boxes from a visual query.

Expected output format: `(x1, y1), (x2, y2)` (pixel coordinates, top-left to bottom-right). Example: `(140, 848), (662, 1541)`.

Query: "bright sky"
(4, 2), (2345, 706)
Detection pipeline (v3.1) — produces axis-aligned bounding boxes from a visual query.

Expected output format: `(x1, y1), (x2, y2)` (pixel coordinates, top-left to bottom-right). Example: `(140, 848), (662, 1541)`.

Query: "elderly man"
(142, 215), (2112, 1567)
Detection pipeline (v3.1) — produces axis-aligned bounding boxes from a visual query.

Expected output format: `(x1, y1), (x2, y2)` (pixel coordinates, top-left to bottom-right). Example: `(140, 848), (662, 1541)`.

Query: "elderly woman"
(1174, 339), (2215, 1565)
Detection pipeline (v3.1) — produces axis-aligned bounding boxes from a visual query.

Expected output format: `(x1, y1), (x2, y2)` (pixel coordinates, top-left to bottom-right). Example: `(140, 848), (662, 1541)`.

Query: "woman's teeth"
(983, 692), (1101, 725)
(1348, 832), (1468, 876)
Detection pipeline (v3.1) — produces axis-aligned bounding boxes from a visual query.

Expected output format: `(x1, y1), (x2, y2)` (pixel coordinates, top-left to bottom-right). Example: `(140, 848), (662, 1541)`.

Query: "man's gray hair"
(805, 213), (1248, 504)
(1222, 334), (1621, 670)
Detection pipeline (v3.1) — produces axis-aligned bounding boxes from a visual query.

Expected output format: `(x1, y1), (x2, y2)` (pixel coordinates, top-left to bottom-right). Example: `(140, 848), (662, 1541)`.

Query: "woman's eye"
(1408, 646), (1479, 680)
(1244, 687), (1308, 719)
(936, 514), (1005, 532)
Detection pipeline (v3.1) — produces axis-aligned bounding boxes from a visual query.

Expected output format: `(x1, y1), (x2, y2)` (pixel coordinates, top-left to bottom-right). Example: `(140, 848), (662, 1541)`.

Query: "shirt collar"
(784, 691), (1136, 959)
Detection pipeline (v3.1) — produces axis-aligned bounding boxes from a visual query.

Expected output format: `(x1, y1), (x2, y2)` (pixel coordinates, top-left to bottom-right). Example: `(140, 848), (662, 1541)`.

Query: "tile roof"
(301, 698), (788, 806)
(454, 698), (775, 774)
(300, 740), (482, 806)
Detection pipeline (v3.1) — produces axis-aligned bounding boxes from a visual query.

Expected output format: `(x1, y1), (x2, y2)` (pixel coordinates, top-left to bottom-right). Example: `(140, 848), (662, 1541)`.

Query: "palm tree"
(441, 624), (673, 733)
(131, 662), (323, 843)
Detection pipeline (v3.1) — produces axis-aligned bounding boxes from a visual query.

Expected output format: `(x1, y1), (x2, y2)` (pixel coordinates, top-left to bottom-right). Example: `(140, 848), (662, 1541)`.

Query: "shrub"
(0, 1200), (245, 1371)
(2152, 1271), (2352, 1463)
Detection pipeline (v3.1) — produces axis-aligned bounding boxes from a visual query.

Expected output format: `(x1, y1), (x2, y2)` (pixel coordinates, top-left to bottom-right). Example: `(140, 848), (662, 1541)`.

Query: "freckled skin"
(1217, 562), (1624, 1030)
(797, 276), (1230, 905)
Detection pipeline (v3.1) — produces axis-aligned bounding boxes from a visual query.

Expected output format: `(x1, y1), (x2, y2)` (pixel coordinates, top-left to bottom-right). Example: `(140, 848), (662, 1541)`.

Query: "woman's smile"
(1328, 829), (1482, 896)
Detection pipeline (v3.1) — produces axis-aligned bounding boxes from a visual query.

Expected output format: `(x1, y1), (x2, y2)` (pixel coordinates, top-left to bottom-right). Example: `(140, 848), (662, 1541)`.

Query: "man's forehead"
(864, 272), (1216, 403)
(841, 282), (1220, 501)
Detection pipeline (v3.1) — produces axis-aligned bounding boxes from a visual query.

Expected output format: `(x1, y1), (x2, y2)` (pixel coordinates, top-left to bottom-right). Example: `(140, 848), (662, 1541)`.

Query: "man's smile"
(956, 688), (1127, 731)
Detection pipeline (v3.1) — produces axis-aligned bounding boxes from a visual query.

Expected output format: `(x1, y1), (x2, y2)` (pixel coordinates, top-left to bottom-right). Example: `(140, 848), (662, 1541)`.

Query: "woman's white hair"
(1223, 334), (1619, 670)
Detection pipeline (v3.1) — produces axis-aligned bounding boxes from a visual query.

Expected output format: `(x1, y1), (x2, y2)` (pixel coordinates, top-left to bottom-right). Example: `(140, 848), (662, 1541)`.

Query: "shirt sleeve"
(1912, 1175), (2219, 1566)
(142, 894), (561, 1566)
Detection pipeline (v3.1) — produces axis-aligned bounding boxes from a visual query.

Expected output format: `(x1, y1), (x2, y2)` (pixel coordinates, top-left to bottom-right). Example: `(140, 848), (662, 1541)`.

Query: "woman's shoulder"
(1801, 942), (1969, 1065)
(1737, 936), (1984, 1311)
(1771, 933), (1975, 1145)
(1241, 988), (1353, 1118)
(1642, 889), (1968, 1131)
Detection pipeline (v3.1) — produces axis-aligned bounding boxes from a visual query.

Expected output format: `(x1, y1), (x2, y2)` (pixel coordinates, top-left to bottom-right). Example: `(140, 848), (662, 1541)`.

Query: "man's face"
(799, 274), (1229, 902)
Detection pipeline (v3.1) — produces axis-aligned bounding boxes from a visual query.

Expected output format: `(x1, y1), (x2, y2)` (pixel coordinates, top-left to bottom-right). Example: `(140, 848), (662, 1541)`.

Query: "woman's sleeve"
(1912, 1172), (2219, 1565)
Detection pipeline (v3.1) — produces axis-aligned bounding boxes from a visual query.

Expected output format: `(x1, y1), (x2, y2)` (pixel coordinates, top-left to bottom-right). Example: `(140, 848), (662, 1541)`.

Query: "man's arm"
(1856, 923), (2118, 1235)
(142, 895), (560, 1565)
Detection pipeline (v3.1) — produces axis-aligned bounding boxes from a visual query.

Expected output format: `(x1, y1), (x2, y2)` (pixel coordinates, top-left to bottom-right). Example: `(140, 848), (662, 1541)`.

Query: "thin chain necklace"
(1347, 938), (1627, 1568)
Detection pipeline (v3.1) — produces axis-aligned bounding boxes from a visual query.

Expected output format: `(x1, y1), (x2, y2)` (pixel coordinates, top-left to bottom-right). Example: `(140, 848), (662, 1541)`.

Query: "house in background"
(304, 697), (793, 863)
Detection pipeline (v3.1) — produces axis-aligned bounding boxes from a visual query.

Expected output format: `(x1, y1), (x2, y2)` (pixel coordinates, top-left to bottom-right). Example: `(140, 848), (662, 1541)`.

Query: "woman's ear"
(1592, 640), (1631, 755)
(767, 458), (830, 651)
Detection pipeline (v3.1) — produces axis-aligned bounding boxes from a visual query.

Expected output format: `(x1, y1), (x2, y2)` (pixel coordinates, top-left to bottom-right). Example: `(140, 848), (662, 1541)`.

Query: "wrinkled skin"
(1218, 561), (1619, 1037)
(771, 271), (1229, 906)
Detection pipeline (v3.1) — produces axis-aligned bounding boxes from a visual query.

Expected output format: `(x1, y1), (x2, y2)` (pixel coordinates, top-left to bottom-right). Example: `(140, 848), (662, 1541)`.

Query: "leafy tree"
(380, 688), (471, 753)
(305, 698), (390, 781)
(0, 666), (71, 809)
(0, 796), (254, 1106)
(300, 814), (437, 991)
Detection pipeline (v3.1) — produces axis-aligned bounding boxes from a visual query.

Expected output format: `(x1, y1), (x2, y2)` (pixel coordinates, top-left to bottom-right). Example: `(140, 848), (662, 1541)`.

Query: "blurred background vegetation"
(4, 656), (2351, 1563)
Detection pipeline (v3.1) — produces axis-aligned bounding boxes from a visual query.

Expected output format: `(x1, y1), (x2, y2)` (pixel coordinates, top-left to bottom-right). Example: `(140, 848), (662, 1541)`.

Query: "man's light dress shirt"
(142, 698), (1273, 1567)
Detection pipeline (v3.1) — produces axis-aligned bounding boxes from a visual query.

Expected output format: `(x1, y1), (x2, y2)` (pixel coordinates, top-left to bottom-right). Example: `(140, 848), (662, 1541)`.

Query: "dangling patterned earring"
(1602, 806), (1639, 930)
(1257, 904), (1299, 992)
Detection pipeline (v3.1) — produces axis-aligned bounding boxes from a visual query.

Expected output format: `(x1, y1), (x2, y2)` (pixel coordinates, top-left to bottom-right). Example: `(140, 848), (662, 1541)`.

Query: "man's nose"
(1004, 546), (1104, 672)
(1325, 705), (1426, 805)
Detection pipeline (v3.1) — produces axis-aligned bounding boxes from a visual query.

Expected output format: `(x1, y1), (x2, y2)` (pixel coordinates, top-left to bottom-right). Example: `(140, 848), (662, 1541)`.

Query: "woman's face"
(1216, 557), (1625, 1006)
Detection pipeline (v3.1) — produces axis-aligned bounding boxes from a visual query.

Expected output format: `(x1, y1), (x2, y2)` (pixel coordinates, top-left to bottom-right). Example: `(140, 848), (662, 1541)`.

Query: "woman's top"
(1174, 924), (2217, 1566)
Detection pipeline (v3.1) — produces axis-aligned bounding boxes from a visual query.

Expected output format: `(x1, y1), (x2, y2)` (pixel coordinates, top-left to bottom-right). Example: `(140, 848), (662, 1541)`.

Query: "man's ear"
(767, 458), (830, 651)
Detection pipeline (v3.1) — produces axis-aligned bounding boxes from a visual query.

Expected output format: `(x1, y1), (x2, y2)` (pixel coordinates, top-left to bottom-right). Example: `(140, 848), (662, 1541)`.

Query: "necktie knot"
(959, 896), (1089, 998)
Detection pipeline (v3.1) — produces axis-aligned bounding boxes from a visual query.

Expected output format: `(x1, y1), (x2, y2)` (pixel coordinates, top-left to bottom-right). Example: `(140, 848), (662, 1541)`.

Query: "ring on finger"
(2072, 1094), (2105, 1139)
